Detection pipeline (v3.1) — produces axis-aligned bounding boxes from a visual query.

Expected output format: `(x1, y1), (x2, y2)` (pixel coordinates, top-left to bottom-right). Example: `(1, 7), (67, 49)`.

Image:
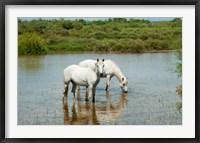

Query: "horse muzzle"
(122, 86), (128, 93)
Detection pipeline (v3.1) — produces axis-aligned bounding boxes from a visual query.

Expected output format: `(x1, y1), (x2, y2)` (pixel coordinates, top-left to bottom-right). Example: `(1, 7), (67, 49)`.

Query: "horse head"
(119, 77), (128, 93)
(95, 59), (105, 77)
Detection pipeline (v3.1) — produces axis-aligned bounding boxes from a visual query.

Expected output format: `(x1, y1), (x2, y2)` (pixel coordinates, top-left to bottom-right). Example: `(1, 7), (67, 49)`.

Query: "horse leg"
(92, 86), (96, 103)
(105, 75), (111, 92)
(94, 78), (100, 87)
(77, 86), (88, 91)
(92, 78), (99, 102)
(63, 81), (69, 96)
(88, 84), (93, 99)
(85, 89), (89, 101)
(71, 83), (77, 98)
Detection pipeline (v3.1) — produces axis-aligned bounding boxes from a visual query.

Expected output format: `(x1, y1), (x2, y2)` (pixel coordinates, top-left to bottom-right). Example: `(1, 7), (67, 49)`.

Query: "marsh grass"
(18, 18), (182, 55)
(175, 50), (182, 113)
(18, 32), (48, 55)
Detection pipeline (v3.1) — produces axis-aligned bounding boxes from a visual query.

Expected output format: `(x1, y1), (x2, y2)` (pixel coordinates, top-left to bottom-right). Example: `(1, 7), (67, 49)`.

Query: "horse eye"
(123, 84), (125, 86)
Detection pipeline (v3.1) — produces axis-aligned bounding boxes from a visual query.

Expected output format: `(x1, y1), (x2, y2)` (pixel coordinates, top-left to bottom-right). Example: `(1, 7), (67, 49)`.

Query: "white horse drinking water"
(63, 59), (105, 102)
(79, 59), (128, 92)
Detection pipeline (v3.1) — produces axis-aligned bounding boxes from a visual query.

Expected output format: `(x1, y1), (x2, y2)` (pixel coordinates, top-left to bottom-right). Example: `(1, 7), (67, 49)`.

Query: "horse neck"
(94, 68), (100, 78)
(113, 66), (124, 83)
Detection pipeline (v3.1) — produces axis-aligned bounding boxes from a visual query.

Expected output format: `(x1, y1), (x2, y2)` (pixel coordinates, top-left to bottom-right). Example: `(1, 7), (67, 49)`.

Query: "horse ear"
(97, 59), (99, 62)
(122, 77), (124, 81)
(102, 59), (105, 62)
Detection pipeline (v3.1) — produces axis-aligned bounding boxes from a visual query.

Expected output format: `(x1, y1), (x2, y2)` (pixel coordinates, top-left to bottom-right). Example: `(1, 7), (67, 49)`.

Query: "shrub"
(18, 18), (182, 54)
(149, 40), (161, 50)
(112, 27), (120, 31)
(129, 39), (145, 53)
(95, 41), (111, 52)
(175, 50), (182, 113)
(108, 31), (121, 39)
(176, 50), (182, 76)
(111, 40), (127, 52)
(62, 20), (74, 30)
(140, 34), (149, 40)
(89, 31), (107, 40)
(172, 40), (182, 50)
(18, 32), (48, 55)
(47, 42), (91, 52)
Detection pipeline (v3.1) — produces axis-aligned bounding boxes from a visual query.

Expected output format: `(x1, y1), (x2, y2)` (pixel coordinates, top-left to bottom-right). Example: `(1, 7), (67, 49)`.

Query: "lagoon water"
(18, 53), (182, 125)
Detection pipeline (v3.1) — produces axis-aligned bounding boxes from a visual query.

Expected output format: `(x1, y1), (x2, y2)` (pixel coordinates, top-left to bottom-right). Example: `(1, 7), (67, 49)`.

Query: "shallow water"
(18, 53), (182, 125)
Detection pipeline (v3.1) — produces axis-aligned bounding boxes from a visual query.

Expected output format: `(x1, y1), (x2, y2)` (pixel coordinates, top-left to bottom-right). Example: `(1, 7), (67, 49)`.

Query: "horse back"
(78, 59), (96, 71)
(71, 66), (97, 85)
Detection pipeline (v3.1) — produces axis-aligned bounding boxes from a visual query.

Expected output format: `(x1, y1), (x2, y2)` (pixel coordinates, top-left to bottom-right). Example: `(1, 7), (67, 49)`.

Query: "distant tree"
(61, 20), (74, 30)
(172, 18), (182, 22)
(78, 19), (87, 25)
(91, 20), (106, 25)
(108, 18), (113, 22)
(113, 18), (127, 23)
(18, 18), (22, 23)
(73, 21), (83, 30)
(128, 18), (150, 23)
(171, 18), (182, 27)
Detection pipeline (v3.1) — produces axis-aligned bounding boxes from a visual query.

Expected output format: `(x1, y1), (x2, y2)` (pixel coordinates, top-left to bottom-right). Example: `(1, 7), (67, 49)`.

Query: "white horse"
(78, 59), (105, 77)
(79, 59), (128, 92)
(63, 59), (105, 102)
(77, 59), (105, 90)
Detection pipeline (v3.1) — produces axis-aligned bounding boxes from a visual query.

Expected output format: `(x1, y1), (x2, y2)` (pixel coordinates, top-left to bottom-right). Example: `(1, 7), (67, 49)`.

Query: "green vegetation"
(18, 32), (48, 55)
(176, 50), (182, 76)
(175, 50), (182, 113)
(18, 18), (182, 55)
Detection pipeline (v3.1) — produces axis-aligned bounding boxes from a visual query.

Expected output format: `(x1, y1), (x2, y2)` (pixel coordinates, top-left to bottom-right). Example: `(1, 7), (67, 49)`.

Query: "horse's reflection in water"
(96, 92), (128, 124)
(63, 91), (99, 125)
(62, 91), (128, 125)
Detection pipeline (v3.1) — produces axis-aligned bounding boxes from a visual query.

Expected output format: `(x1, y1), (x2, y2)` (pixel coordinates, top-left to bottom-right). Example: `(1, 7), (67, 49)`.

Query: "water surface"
(18, 53), (181, 125)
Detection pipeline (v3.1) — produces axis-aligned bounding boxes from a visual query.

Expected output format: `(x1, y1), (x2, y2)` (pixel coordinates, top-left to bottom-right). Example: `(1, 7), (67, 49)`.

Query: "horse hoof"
(72, 94), (76, 99)
(63, 92), (68, 96)
(92, 99), (95, 103)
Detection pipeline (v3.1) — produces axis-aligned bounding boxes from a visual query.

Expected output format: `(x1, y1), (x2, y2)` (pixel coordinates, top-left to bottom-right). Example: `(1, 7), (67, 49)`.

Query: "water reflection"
(62, 91), (128, 125)
(18, 55), (45, 72)
(62, 91), (99, 125)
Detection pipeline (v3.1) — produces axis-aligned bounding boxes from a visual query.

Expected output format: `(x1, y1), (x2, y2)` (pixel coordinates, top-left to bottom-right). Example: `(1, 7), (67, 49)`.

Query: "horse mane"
(106, 60), (125, 82)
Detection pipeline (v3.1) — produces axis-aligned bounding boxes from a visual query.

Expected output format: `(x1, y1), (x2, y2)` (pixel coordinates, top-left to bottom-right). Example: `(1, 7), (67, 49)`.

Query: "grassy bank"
(18, 18), (182, 55)
(47, 50), (177, 55)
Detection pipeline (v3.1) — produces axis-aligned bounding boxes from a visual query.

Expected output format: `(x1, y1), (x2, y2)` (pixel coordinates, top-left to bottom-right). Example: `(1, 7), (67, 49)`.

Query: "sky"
(19, 17), (175, 22)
